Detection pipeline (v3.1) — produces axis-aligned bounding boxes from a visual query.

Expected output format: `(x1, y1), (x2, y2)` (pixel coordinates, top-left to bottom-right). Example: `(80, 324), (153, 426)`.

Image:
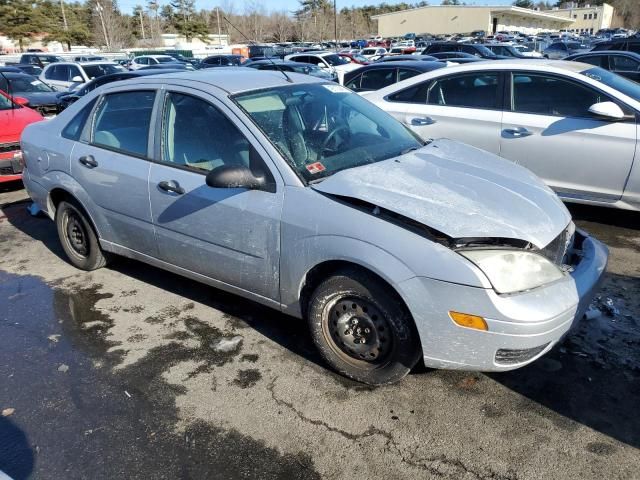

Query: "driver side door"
(148, 88), (284, 301)
(500, 72), (637, 201)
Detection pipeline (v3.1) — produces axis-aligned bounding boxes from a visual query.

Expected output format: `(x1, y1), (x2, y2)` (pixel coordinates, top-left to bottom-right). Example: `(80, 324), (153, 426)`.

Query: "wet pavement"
(1, 181), (639, 480)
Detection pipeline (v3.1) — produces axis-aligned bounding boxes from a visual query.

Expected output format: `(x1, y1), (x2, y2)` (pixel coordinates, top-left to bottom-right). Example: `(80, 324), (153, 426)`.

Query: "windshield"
(474, 45), (495, 57)
(82, 64), (125, 79)
(234, 83), (422, 182)
(0, 74), (54, 93)
(351, 54), (369, 63)
(581, 67), (640, 102)
(323, 54), (349, 66)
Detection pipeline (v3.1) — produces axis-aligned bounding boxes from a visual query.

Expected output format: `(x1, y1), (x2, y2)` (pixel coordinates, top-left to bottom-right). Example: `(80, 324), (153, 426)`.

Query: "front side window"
(136, 57), (149, 65)
(234, 83), (422, 182)
(512, 73), (604, 118)
(82, 64), (124, 79)
(580, 66), (640, 102)
(577, 55), (607, 68)
(344, 73), (362, 90)
(398, 68), (421, 82)
(162, 92), (252, 173)
(68, 65), (82, 81)
(427, 72), (500, 109)
(611, 55), (640, 72)
(46, 65), (67, 81)
(92, 91), (155, 156)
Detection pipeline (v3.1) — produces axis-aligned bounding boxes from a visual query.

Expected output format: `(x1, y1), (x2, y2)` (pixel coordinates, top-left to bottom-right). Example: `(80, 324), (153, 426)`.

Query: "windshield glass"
(323, 54), (349, 66)
(474, 45), (495, 56)
(82, 64), (124, 79)
(581, 66), (640, 102)
(1, 74), (54, 92)
(234, 83), (422, 182)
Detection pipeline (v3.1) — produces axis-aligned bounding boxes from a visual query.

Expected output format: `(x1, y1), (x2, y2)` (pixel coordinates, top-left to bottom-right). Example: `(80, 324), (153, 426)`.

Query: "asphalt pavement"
(0, 181), (638, 480)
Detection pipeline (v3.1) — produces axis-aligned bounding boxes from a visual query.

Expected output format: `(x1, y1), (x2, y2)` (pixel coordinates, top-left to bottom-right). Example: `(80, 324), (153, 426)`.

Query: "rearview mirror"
(12, 96), (29, 106)
(71, 75), (83, 82)
(205, 165), (266, 190)
(588, 101), (625, 121)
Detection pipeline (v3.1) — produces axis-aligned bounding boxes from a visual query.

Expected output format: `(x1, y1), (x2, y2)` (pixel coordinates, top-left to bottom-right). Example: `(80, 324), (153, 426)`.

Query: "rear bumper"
(398, 229), (608, 371)
(0, 153), (23, 183)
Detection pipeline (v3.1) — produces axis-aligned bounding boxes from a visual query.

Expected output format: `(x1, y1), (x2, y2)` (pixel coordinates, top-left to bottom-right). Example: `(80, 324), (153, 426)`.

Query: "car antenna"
(0, 71), (15, 110)
(222, 15), (293, 83)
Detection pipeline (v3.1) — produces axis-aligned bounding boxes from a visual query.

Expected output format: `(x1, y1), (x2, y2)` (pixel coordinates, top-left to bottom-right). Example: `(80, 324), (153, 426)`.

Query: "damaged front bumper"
(397, 229), (608, 371)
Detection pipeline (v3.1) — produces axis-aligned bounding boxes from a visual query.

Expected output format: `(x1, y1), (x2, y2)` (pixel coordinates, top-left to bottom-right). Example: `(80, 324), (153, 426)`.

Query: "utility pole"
(216, 6), (221, 46)
(60, 0), (68, 31)
(334, 0), (337, 50)
(139, 8), (146, 39)
(95, 2), (110, 50)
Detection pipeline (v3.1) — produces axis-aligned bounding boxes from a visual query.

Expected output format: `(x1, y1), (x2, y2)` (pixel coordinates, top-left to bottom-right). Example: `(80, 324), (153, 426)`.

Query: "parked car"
(375, 54), (438, 63)
(425, 52), (485, 64)
(163, 52), (200, 67)
(565, 51), (640, 82)
(5, 53), (64, 68)
(40, 61), (126, 91)
(129, 55), (187, 71)
(424, 42), (509, 59)
(3, 64), (44, 76)
(0, 90), (43, 182)
(138, 63), (191, 71)
(200, 55), (246, 68)
(57, 69), (184, 110)
(338, 53), (370, 65)
(512, 44), (543, 58)
(0, 71), (63, 117)
(360, 47), (387, 59)
(543, 42), (590, 59)
(367, 59), (640, 210)
(344, 60), (445, 93)
(284, 51), (361, 83)
(244, 59), (333, 80)
(20, 68), (607, 385)
(73, 55), (107, 62)
(591, 38), (640, 54)
(485, 43), (529, 59)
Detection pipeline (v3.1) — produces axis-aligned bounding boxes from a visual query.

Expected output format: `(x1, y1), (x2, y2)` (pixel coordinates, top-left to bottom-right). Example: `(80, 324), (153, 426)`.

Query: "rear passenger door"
(147, 89), (283, 301)
(71, 88), (158, 254)
(500, 72), (636, 201)
(389, 71), (504, 154)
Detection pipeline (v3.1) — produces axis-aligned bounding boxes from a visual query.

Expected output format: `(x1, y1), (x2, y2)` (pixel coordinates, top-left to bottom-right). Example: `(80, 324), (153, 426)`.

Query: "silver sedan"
(21, 69), (608, 385)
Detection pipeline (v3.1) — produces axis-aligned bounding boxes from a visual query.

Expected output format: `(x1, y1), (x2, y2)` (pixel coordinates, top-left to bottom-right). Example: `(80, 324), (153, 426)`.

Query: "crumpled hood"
(17, 91), (61, 106)
(0, 107), (43, 143)
(312, 139), (571, 248)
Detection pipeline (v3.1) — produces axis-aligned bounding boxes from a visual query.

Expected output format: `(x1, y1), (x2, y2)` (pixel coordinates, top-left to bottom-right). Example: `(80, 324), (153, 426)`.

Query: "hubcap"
(327, 297), (391, 364)
(65, 212), (88, 257)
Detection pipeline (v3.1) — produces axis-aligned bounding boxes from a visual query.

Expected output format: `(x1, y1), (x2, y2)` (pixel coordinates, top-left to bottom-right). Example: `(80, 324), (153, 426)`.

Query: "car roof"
(48, 61), (117, 67)
(354, 60), (443, 71)
(415, 58), (592, 74)
(567, 50), (640, 59)
(107, 68), (323, 94)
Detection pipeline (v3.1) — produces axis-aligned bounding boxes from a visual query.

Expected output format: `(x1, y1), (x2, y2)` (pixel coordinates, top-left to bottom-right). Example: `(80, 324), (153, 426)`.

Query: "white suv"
(40, 61), (125, 91)
(284, 51), (360, 84)
(129, 55), (182, 70)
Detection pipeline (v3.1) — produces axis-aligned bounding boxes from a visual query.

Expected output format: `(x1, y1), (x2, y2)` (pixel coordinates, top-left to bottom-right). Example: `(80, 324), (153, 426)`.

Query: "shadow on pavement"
(0, 417), (34, 480)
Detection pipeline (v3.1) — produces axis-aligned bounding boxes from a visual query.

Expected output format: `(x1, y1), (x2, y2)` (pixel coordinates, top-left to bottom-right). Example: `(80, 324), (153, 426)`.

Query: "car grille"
(34, 104), (58, 116)
(539, 223), (575, 266)
(0, 142), (20, 154)
(495, 343), (550, 365)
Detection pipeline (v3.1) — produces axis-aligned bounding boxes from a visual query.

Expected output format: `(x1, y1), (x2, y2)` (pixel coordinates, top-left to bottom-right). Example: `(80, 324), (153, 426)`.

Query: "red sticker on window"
(305, 162), (326, 174)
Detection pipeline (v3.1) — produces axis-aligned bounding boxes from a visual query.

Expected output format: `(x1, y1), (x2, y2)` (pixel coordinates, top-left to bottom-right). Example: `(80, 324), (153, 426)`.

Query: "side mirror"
(12, 96), (29, 106)
(318, 63), (328, 68)
(588, 101), (625, 121)
(205, 165), (266, 190)
(71, 75), (83, 82)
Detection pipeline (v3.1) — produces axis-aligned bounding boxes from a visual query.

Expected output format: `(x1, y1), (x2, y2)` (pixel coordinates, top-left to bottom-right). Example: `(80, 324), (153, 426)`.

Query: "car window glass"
(628, 44), (640, 54)
(512, 73), (604, 118)
(92, 91), (155, 156)
(69, 65), (82, 80)
(62, 98), (98, 140)
(344, 73), (361, 90)
(611, 55), (640, 71)
(398, 68), (421, 82)
(577, 55), (606, 68)
(162, 92), (253, 173)
(360, 69), (395, 90)
(427, 72), (500, 109)
(137, 57), (148, 65)
(388, 81), (431, 103)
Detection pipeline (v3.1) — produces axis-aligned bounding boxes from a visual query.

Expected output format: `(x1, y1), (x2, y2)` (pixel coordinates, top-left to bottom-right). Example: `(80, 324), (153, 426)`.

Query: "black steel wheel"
(307, 267), (421, 385)
(56, 200), (109, 271)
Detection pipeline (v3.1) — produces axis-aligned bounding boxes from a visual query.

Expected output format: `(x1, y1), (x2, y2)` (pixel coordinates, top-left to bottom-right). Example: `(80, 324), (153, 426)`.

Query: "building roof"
(371, 5), (574, 24)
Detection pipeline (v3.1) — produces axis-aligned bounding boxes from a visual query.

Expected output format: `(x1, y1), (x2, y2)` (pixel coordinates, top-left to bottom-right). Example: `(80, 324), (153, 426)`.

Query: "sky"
(118, 0), (517, 16)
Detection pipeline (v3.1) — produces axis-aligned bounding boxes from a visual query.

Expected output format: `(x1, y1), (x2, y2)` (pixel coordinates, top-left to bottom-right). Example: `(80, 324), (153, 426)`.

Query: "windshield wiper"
(400, 146), (419, 155)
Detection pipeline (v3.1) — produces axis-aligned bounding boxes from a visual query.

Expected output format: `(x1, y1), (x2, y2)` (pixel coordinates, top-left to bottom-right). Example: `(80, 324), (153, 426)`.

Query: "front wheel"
(55, 200), (109, 271)
(307, 268), (421, 385)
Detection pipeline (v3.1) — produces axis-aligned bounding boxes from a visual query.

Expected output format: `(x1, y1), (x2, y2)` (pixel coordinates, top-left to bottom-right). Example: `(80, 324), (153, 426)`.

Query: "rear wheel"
(307, 268), (421, 385)
(55, 200), (108, 271)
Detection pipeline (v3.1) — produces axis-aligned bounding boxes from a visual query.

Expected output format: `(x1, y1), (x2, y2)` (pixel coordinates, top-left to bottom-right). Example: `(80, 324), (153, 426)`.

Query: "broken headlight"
(459, 249), (565, 294)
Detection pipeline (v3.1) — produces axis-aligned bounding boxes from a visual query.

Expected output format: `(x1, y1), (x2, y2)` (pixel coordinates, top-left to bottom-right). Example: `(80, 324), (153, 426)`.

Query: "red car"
(337, 53), (370, 65)
(0, 90), (43, 183)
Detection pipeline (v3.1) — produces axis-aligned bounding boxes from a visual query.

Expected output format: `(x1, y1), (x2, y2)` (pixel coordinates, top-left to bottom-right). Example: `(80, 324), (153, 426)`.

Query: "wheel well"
(299, 260), (411, 320)
(48, 188), (100, 236)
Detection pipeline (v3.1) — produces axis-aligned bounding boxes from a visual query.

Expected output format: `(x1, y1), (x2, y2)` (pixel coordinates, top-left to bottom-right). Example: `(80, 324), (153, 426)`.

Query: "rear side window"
(398, 68), (421, 82)
(91, 91), (155, 157)
(511, 73), (604, 118)
(427, 72), (500, 109)
(611, 55), (640, 72)
(360, 69), (395, 91)
(62, 98), (97, 140)
(388, 81), (431, 103)
(576, 55), (607, 68)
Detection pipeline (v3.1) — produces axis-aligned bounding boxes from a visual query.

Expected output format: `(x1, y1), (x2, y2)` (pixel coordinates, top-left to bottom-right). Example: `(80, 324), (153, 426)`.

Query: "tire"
(307, 268), (421, 385)
(55, 200), (108, 271)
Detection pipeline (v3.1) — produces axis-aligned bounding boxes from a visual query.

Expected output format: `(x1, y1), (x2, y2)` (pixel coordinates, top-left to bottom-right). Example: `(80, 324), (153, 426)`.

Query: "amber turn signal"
(449, 311), (488, 331)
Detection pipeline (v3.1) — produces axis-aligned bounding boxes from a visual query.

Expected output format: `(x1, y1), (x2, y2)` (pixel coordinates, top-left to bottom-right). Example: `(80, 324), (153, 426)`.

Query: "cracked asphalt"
(1, 181), (639, 480)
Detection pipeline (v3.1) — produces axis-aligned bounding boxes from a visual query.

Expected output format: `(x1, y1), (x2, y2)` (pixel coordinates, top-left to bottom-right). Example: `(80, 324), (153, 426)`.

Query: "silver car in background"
(21, 69), (607, 385)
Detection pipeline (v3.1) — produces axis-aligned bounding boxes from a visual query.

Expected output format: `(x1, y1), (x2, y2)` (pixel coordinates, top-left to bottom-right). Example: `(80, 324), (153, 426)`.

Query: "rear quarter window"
(62, 98), (98, 141)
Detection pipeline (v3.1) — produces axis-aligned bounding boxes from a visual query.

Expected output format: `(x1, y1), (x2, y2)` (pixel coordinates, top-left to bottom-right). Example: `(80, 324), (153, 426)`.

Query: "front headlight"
(459, 249), (565, 294)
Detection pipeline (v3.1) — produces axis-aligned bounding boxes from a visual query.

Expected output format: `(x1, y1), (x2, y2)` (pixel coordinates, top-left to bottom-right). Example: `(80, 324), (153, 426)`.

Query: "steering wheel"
(320, 125), (351, 157)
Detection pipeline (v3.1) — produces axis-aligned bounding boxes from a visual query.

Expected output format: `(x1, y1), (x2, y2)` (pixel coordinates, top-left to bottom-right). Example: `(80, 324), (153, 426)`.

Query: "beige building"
(551, 3), (624, 34)
(372, 5), (576, 37)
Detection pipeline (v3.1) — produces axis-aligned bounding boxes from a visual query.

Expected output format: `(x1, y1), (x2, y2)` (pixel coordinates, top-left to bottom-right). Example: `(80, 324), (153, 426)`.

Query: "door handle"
(78, 155), (98, 168)
(503, 127), (533, 138)
(158, 180), (185, 195)
(410, 116), (436, 126)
